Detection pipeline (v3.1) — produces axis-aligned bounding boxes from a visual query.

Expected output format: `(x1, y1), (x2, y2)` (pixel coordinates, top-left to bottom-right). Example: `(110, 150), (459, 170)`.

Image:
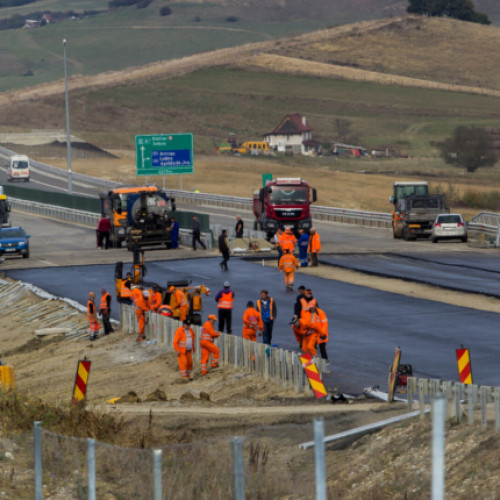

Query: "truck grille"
(274, 209), (302, 219)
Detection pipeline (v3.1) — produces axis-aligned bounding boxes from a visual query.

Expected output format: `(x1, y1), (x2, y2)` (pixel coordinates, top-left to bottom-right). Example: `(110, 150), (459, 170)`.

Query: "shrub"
(226, 15), (238, 22)
(159, 6), (172, 16)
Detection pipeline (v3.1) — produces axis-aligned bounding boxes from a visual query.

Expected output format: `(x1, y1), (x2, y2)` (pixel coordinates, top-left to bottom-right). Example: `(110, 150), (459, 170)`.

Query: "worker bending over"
(132, 286), (150, 342)
(149, 284), (163, 312)
(200, 314), (220, 375)
(278, 248), (299, 291)
(170, 285), (189, 322)
(290, 314), (317, 356)
(302, 305), (328, 358)
(242, 301), (263, 342)
(87, 292), (99, 341)
(173, 319), (196, 379)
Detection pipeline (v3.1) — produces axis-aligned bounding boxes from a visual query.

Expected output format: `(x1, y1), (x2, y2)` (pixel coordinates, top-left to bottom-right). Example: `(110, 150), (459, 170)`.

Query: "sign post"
(135, 134), (194, 179)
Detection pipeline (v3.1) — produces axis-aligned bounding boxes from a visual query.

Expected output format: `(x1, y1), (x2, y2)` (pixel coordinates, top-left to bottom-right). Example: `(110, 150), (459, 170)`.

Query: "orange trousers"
(301, 334), (317, 356)
(176, 305), (189, 322)
(243, 332), (257, 342)
(200, 340), (219, 374)
(177, 350), (193, 378)
(284, 270), (295, 287)
(89, 320), (99, 335)
(136, 310), (146, 336)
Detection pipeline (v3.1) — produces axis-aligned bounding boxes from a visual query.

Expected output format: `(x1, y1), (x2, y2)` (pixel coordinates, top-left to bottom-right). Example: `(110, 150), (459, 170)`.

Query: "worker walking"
(273, 227), (284, 263)
(242, 301), (263, 342)
(218, 229), (230, 271)
(87, 292), (99, 341)
(279, 248), (299, 291)
(169, 285), (189, 322)
(149, 284), (163, 312)
(280, 227), (297, 254)
(298, 229), (309, 267)
(133, 287), (150, 342)
(215, 281), (235, 334)
(256, 289), (277, 345)
(96, 215), (111, 250)
(192, 216), (206, 250)
(200, 314), (220, 375)
(99, 288), (114, 335)
(308, 227), (321, 267)
(173, 319), (196, 379)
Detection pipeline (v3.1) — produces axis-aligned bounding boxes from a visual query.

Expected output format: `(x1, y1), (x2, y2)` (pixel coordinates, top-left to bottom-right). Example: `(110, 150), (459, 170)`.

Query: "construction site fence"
(120, 304), (325, 395)
(406, 377), (500, 432)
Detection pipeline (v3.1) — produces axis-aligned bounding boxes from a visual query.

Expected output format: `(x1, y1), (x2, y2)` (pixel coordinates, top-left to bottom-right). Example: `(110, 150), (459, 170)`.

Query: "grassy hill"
(0, 0), (499, 93)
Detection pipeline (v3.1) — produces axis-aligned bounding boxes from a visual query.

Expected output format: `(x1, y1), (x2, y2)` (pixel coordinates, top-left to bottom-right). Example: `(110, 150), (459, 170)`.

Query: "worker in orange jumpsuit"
(311, 305), (329, 360)
(278, 248), (299, 291)
(200, 314), (220, 375)
(133, 287), (150, 342)
(169, 286), (189, 322)
(242, 301), (263, 342)
(299, 289), (318, 317)
(302, 305), (328, 357)
(290, 313), (317, 355)
(308, 227), (321, 267)
(87, 292), (99, 341)
(173, 319), (196, 379)
(149, 285), (163, 313)
(280, 227), (297, 254)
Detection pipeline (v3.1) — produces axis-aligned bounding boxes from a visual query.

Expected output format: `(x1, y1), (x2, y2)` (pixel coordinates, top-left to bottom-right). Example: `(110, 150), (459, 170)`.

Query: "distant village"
(218, 113), (392, 158)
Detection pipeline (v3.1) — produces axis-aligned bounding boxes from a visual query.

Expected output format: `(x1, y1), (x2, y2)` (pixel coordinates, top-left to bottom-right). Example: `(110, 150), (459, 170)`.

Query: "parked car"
(0, 226), (30, 258)
(431, 214), (467, 243)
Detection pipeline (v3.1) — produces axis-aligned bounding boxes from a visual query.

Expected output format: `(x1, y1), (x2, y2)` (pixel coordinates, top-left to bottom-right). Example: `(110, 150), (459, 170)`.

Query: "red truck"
(253, 178), (317, 240)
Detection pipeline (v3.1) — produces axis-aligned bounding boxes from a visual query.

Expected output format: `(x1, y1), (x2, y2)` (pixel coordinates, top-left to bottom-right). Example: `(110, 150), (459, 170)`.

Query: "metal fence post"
(87, 438), (96, 500)
(314, 417), (327, 500)
(232, 437), (245, 500)
(34, 421), (42, 500)
(153, 449), (162, 500)
(432, 394), (446, 500)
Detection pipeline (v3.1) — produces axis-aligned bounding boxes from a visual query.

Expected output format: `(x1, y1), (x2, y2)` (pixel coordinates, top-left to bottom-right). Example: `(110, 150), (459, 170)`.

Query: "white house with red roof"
(263, 113), (322, 156)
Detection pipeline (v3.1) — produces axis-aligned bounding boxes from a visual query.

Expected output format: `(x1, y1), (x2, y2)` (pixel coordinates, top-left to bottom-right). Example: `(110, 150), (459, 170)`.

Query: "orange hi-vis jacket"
(303, 308), (328, 343)
(280, 231), (296, 253)
(279, 253), (299, 273)
(242, 307), (263, 338)
(300, 296), (317, 315)
(120, 280), (132, 300)
(201, 321), (220, 342)
(149, 291), (163, 312)
(87, 299), (97, 321)
(171, 288), (188, 317)
(173, 326), (196, 354)
(293, 316), (318, 355)
(134, 292), (150, 313)
(308, 232), (321, 253)
(99, 292), (111, 314)
(217, 291), (234, 309)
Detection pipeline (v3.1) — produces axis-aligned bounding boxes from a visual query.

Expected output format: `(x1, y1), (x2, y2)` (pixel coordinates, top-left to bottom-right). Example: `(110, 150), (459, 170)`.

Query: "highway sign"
(135, 134), (193, 176)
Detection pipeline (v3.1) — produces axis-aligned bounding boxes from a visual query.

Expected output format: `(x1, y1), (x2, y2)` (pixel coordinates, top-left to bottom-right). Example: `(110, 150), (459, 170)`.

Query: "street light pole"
(63, 39), (73, 195)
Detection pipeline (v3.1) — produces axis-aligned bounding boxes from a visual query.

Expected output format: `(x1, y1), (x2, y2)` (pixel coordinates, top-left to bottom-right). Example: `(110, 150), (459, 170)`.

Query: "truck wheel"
(402, 227), (413, 241)
(462, 235), (468, 243)
(432, 237), (438, 243)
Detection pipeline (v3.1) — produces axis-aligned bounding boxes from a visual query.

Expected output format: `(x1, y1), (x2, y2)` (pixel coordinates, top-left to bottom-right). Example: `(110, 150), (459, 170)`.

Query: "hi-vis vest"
(300, 297), (317, 313)
(100, 293), (110, 313)
(201, 322), (217, 342)
(120, 281), (132, 299)
(217, 291), (234, 309)
(257, 298), (274, 321)
(87, 300), (97, 321)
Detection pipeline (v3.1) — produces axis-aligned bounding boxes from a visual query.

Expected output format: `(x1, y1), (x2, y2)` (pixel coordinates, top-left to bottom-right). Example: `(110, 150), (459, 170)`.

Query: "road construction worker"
(215, 281), (234, 334)
(301, 305), (328, 357)
(280, 227), (296, 254)
(278, 248), (299, 291)
(298, 229), (309, 267)
(120, 272), (133, 305)
(272, 227), (284, 263)
(87, 292), (99, 341)
(200, 314), (220, 375)
(311, 305), (329, 360)
(133, 287), (150, 342)
(149, 285), (163, 313)
(99, 288), (114, 335)
(308, 227), (321, 267)
(169, 285), (189, 322)
(242, 301), (263, 342)
(256, 289), (277, 345)
(294, 285), (307, 317)
(173, 319), (196, 379)
(299, 289), (318, 317)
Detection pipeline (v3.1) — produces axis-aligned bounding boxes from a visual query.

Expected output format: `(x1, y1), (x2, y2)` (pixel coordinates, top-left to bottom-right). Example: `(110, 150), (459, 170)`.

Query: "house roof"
(264, 114), (312, 136)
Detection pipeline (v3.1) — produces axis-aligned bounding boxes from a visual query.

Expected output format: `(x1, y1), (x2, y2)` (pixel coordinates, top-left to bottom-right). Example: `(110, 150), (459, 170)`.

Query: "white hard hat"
(224, 281), (230, 287)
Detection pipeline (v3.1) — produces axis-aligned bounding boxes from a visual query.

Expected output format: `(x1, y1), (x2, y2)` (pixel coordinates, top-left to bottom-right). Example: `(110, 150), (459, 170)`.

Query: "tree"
(407, 0), (491, 24)
(439, 126), (497, 173)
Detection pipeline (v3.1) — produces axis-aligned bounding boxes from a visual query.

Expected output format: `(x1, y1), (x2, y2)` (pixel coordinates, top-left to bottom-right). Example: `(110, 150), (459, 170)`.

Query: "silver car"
(431, 214), (467, 243)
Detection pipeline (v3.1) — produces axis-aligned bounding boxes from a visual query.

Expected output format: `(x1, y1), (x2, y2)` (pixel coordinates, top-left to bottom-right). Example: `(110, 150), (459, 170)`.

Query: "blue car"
(0, 226), (30, 258)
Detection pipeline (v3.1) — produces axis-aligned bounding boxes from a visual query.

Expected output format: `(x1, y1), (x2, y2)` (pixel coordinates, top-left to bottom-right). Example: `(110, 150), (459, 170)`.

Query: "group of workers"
(87, 288), (115, 341)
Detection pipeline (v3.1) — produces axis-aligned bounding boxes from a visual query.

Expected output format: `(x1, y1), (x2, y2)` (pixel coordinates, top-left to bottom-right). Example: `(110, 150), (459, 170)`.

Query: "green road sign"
(135, 134), (193, 176)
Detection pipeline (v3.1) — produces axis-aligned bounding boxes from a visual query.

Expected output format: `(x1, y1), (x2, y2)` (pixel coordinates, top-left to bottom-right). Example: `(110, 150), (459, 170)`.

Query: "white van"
(8, 155), (30, 182)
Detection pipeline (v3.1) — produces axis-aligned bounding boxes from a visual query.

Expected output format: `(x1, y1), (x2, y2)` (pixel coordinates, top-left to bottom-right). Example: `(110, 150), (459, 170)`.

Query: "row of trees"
(407, 0), (491, 24)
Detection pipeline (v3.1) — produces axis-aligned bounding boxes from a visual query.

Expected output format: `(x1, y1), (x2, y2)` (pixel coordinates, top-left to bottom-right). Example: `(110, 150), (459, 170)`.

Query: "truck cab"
(8, 155), (30, 182)
(253, 178), (317, 239)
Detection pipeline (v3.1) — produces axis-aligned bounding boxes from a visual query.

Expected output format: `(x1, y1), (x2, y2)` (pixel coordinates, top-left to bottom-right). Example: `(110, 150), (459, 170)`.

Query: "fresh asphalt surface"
(6, 254), (500, 395)
(321, 251), (500, 298)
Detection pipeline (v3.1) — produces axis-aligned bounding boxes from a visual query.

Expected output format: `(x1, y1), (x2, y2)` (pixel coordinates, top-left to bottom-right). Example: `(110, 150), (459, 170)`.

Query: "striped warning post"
(388, 347), (401, 403)
(72, 359), (91, 404)
(456, 347), (472, 384)
(299, 353), (327, 399)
